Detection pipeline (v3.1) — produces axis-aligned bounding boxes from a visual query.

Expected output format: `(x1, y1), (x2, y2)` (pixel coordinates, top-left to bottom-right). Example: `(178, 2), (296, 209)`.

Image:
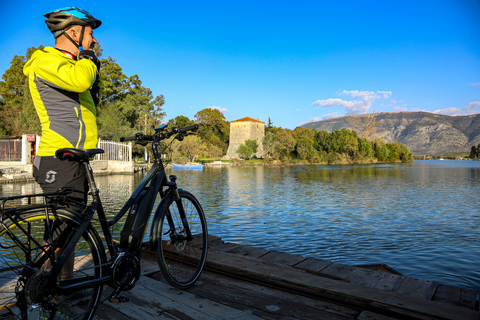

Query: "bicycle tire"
(154, 190), (208, 289)
(0, 205), (106, 320)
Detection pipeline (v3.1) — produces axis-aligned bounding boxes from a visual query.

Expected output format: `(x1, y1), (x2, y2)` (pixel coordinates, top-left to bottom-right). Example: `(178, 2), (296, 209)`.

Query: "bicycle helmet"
(44, 7), (101, 36)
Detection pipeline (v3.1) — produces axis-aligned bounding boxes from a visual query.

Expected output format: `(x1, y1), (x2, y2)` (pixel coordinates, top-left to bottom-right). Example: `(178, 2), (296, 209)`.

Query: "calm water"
(2, 160), (479, 290)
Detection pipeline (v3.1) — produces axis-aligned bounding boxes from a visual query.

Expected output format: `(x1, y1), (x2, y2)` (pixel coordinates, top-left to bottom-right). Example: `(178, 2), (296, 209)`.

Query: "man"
(23, 7), (102, 203)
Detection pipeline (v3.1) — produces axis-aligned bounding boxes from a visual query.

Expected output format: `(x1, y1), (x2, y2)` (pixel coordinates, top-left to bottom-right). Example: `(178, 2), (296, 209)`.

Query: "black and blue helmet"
(44, 7), (101, 38)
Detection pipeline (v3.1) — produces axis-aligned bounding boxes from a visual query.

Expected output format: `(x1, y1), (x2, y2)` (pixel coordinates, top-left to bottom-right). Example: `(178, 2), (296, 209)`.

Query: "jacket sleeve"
(34, 54), (98, 93)
(90, 76), (104, 106)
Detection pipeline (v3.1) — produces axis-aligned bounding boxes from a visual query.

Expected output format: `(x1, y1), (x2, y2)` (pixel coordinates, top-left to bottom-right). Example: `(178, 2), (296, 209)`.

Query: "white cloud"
(472, 82), (480, 87)
(307, 112), (344, 123)
(312, 90), (392, 115)
(433, 101), (480, 116)
(208, 106), (229, 114)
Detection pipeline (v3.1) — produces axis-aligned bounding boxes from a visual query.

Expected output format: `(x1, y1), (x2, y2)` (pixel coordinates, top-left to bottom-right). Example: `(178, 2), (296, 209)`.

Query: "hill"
(301, 112), (480, 155)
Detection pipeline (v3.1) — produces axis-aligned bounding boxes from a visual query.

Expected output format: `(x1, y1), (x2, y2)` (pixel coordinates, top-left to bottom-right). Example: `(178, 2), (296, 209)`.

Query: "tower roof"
(231, 117), (265, 124)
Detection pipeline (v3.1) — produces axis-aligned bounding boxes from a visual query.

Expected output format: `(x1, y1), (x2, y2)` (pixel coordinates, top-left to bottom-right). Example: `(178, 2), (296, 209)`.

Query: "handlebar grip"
(120, 136), (136, 142)
(179, 124), (199, 133)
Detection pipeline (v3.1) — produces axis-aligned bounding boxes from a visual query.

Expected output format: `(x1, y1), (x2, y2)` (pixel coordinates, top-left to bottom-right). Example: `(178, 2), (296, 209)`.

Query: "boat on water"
(172, 163), (204, 170)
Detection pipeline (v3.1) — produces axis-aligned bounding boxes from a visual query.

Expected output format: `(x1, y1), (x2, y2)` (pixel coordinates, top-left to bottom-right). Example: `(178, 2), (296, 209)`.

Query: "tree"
(0, 46), (43, 135)
(167, 115), (195, 128)
(357, 137), (374, 159)
(275, 129), (295, 159)
(177, 135), (206, 163)
(374, 139), (389, 161)
(237, 139), (259, 159)
(315, 130), (331, 152)
(296, 139), (315, 160)
(245, 139), (259, 155)
(266, 117), (274, 133)
(348, 111), (378, 140)
(470, 145), (478, 159)
(263, 132), (278, 160)
(96, 57), (165, 141)
(194, 108), (229, 152)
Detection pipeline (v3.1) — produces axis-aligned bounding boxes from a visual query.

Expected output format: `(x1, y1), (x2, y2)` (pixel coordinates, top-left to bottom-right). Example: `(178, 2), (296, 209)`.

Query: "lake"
(1, 160), (479, 291)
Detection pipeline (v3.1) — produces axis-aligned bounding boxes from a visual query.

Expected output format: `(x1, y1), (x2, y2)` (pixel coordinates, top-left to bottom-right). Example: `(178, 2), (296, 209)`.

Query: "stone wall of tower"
(226, 118), (265, 159)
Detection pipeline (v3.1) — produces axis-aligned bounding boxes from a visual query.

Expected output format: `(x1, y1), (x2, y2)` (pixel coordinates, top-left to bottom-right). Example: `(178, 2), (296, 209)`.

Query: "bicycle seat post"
(84, 160), (100, 198)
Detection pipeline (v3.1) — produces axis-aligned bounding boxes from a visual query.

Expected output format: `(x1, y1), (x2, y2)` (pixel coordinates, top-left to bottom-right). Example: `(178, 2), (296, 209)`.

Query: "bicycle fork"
(166, 175), (193, 241)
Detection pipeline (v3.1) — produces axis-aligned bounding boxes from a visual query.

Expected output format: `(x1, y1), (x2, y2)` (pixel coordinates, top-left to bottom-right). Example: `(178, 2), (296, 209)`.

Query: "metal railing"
(95, 139), (131, 162)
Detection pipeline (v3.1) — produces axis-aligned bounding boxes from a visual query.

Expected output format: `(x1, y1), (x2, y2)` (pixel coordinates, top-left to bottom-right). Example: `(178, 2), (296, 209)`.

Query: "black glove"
(90, 75), (101, 106)
(79, 50), (101, 71)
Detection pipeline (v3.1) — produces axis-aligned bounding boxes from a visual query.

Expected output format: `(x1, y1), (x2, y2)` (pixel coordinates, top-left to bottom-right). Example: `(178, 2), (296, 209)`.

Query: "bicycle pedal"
(109, 296), (130, 303)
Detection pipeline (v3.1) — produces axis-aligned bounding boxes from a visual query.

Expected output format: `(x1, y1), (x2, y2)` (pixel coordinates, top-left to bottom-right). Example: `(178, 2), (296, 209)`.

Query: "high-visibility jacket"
(23, 46), (103, 156)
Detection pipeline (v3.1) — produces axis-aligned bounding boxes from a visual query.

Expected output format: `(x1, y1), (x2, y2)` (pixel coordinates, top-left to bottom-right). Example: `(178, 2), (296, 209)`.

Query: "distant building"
(226, 117), (265, 159)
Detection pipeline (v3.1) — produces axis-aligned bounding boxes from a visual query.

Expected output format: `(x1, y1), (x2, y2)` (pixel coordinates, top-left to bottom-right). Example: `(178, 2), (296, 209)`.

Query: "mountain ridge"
(300, 111), (480, 155)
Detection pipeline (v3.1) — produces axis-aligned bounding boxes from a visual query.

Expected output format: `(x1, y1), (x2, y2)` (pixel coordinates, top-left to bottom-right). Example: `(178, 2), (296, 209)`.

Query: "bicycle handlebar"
(120, 124), (199, 144)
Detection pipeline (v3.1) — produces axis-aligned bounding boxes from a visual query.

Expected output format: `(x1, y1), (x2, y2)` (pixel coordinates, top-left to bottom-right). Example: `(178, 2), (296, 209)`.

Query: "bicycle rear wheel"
(0, 205), (106, 320)
(155, 190), (208, 289)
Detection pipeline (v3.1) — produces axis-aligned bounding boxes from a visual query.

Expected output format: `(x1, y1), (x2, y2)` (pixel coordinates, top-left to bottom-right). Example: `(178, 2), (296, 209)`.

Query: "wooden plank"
(205, 251), (480, 320)
(433, 284), (479, 310)
(209, 242), (243, 253)
(356, 264), (403, 275)
(326, 266), (404, 292)
(102, 274), (265, 320)
(207, 234), (224, 248)
(369, 302), (440, 320)
(157, 265), (360, 320)
(295, 257), (334, 272)
(259, 250), (307, 267)
(357, 310), (399, 320)
(223, 245), (270, 259)
(367, 273), (404, 292)
(395, 277), (438, 300)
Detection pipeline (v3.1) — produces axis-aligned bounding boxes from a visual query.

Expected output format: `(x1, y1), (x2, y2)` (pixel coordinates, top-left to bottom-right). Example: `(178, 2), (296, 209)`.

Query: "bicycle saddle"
(55, 148), (105, 161)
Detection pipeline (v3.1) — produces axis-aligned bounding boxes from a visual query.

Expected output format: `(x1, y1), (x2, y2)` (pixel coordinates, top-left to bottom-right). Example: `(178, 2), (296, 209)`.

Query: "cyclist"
(23, 9), (103, 285)
(23, 7), (102, 204)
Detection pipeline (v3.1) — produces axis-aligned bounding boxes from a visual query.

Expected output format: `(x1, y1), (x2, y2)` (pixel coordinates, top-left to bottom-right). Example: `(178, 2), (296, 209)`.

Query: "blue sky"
(1, 0), (479, 129)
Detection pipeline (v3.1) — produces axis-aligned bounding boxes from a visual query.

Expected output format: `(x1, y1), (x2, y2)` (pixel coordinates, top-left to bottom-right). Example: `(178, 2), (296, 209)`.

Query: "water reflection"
(1, 160), (479, 291)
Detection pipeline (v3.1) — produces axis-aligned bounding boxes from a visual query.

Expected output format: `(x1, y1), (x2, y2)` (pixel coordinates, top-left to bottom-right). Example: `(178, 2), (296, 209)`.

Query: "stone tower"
(226, 117), (265, 158)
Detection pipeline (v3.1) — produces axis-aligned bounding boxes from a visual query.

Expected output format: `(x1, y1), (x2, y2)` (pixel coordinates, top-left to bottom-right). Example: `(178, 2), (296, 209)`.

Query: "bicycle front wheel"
(155, 190), (208, 289)
(0, 205), (106, 320)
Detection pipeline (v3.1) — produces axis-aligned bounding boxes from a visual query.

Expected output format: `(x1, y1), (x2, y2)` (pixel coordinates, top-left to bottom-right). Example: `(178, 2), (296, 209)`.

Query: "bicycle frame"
(53, 131), (174, 290)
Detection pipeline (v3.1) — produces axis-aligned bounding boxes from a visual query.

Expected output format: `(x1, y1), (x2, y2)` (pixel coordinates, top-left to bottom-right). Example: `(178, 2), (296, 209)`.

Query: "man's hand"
(79, 50), (101, 71)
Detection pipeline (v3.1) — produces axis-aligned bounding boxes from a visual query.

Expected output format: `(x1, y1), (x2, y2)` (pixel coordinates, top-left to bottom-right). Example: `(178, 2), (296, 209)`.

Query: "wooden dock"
(93, 236), (479, 320)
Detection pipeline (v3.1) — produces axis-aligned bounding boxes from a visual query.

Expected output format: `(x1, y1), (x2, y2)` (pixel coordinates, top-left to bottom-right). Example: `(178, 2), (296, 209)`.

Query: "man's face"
(81, 25), (97, 50)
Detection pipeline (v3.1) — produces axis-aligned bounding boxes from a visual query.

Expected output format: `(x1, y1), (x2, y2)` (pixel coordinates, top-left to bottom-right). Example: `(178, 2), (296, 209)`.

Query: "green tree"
(167, 115), (195, 128)
(177, 135), (206, 163)
(374, 139), (389, 161)
(96, 57), (165, 141)
(315, 130), (331, 152)
(236, 139), (259, 159)
(469, 146), (476, 159)
(194, 108), (229, 152)
(357, 137), (374, 159)
(263, 132), (278, 160)
(245, 139), (259, 154)
(275, 128), (295, 159)
(265, 117), (274, 133)
(0, 46), (43, 135)
(296, 139), (315, 160)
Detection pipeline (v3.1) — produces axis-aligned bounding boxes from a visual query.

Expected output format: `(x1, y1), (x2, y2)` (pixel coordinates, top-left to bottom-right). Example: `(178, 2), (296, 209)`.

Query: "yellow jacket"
(23, 46), (103, 156)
